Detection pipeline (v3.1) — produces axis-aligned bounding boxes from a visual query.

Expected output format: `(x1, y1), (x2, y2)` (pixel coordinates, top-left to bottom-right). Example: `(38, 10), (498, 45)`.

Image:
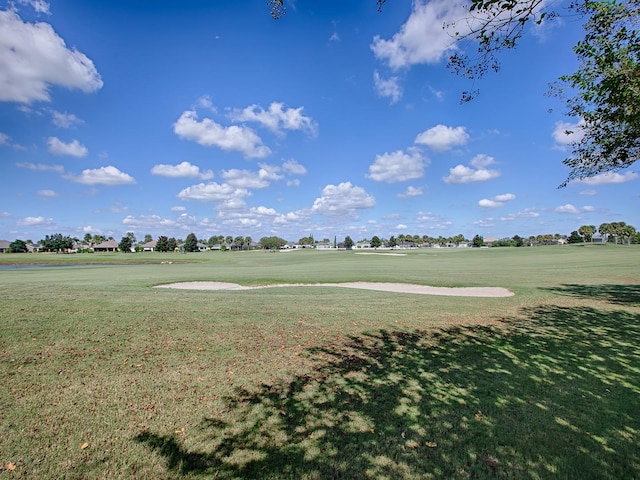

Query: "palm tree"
(599, 223), (611, 243)
(578, 225), (596, 244)
(621, 224), (636, 245)
(609, 222), (626, 244)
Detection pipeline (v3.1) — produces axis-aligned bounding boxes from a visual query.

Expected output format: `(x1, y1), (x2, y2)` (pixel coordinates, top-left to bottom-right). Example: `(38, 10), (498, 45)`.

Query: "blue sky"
(1, 0), (638, 243)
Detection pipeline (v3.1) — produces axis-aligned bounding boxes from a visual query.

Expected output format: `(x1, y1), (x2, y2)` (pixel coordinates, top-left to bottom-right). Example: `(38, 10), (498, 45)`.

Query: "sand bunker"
(354, 252), (406, 256)
(154, 281), (514, 298)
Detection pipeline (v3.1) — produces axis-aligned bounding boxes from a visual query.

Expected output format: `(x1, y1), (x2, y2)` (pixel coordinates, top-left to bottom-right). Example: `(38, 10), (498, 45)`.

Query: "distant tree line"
(3, 221), (639, 253)
(568, 222), (638, 245)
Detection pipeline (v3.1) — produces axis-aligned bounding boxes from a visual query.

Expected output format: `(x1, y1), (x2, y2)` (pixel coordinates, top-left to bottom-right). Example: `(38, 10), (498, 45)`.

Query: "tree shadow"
(542, 283), (640, 306)
(135, 305), (640, 479)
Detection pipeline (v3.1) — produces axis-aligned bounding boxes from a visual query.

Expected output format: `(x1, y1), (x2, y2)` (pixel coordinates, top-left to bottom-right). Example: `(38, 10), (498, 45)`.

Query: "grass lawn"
(1, 246), (639, 478)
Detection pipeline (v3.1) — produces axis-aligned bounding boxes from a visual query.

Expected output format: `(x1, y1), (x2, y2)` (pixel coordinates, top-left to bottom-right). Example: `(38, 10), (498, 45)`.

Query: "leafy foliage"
(472, 234), (485, 247)
(41, 233), (75, 253)
(259, 236), (287, 250)
(432, 0), (639, 183)
(512, 234), (524, 247)
(118, 236), (133, 253)
(184, 232), (199, 252)
(344, 235), (354, 249)
(578, 224), (596, 243)
(447, 0), (552, 102)
(568, 230), (584, 243)
(156, 235), (170, 252)
(8, 239), (28, 253)
(298, 235), (315, 246)
(557, 0), (640, 185)
(268, 0), (286, 19)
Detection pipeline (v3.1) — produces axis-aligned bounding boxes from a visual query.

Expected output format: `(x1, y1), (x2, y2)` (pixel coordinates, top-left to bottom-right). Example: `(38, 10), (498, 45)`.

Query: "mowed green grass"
(1, 246), (639, 479)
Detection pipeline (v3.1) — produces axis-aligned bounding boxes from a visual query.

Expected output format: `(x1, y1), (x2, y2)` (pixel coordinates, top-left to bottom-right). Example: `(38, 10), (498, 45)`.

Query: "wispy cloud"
(47, 137), (88, 157)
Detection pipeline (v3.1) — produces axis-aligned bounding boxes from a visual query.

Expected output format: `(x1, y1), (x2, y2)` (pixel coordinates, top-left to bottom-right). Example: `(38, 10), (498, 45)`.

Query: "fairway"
(1, 246), (639, 478)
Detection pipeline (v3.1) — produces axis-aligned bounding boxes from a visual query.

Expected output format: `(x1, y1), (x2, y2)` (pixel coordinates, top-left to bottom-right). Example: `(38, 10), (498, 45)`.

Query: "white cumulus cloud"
(398, 186), (424, 198)
(575, 171), (638, 186)
(415, 124), (469, 151)
(0, 9), (103, 103)
(493, 193), (516, 202)
(65, 166), (135, 185)
(371, 0), (465, 70)
(229, 102), (317, 136)
(18, 215), (52, 226)
(173, 110), (271, 159)
(478, 199), (502, 208)
(150, 161), (213, 180)
(282, 159), (307, 176)
(47, 137), (88, 157)
(367, 149), (426, 183)
(479, 192), (516, 208)
(221, 164), (283, 189)
(470, 154), (496, 168)
(444, 164), (500, 184)
(552, 120), (585, 150)
(555, 204), (580, 214)
(311, 182), (375, 216)
(177, 182), (251, 202)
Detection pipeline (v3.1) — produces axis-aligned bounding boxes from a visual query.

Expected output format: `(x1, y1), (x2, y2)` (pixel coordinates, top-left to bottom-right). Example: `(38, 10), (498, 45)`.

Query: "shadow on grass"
(136, 305), (640, 479)
(543, 283), (640, 306)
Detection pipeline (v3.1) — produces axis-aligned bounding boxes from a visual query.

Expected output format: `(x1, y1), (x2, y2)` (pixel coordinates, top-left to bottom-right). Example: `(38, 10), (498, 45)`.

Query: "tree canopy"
(344, 236), (354, 249)
(118, 236), (133, 253)
(259, 236), (287, 250)
(41, 233), (74, 253)
(184, 233), (199, 252)
(271, 0), (639, 185)
(557, 0), (640, 185)
(439, 0), (639, 184)
(9, 239), (28, 253)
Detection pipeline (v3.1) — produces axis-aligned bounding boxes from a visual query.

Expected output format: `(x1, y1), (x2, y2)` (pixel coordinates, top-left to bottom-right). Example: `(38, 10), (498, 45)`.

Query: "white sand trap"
(354, 252), (407, 256)
(154, 281), (514, 297)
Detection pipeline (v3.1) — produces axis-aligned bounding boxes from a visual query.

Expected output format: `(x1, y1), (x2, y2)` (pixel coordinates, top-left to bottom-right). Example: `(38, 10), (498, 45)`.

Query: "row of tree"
(569, 222), (638, 245)
(4, 220), (638, 254)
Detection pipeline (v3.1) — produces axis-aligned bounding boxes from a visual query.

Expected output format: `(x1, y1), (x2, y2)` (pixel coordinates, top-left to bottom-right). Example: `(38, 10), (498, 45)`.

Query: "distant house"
(0, 240), (9, 253)
(356, 241), (371, 249)
(316, 242), (333, 249)
(196, 243), (208, 252)
(27, 243), (43, 252)
(140, 240), (157, 252)
(210, 242), (233, 251)
(92, 239), (119, 252)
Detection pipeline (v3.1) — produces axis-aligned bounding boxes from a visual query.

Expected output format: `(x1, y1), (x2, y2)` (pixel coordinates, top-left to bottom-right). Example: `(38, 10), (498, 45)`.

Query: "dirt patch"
(154, 281), (514, 297)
